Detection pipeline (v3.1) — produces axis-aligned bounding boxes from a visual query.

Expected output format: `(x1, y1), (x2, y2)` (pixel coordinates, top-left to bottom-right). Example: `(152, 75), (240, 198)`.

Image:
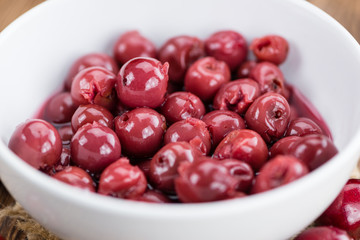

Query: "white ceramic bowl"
(0, 0), (360, 239)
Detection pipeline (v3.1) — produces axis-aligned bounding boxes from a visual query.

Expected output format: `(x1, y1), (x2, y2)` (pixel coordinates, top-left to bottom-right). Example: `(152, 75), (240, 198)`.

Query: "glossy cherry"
(221, 158), (254, 193)
(285, 117), (323, 137)
(71, 104), (114, 133)
(46, 147), (72, 176)
(43, 92), (78, 123)
(160, 91), (206, 124)
(205, 30), (247, 71)
(164, 117), (211, 155)
(116, 57), (169, 108)
(213, 78), (261, 115)
(149, 141), (200, 193)
(158, 35), (204, 83)
(53, 166), (96, 192)
(114, 108), (166, 157)
(289, 134), (338, 170)
(71, 122), (121, 172)
(317, 179), (360, 239)
(245, 92), (291, 143)
(113, 30), (156, 65)
(70, 66), (117, 110)
(98, 158), (147, 199)
(184, 57), (231, 102)
(269, 136), (300, 158)
(175, 157), (239, 203)
(249, 61), (288, 98)
(250, 35), (289, 65)
(8, 119), (62, 169)
(252, 155), (309, 194)
(64, 53), (118, 90)
(213, 129), (268, 171)
(294, 226), (353, 240)
(236, 60), (257, 79)
(202, 110), (246, 147)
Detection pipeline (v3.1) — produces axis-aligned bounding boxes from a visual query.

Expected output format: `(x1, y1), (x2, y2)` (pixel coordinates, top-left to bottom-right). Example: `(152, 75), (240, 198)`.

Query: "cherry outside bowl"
(0, 0), (360, 239)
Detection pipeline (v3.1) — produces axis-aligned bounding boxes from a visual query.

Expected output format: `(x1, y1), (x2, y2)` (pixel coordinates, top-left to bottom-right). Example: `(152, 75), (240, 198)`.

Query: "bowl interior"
(0, 0), (360, 239)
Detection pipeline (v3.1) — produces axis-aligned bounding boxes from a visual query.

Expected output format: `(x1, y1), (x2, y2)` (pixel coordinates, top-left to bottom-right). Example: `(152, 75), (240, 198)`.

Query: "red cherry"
(53, 166), (96, 192)
(250, 35), (289, 65)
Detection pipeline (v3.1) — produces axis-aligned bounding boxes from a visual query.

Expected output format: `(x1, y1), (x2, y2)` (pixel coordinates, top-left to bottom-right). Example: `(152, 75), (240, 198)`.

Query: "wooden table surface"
(0, 0), (359, 239)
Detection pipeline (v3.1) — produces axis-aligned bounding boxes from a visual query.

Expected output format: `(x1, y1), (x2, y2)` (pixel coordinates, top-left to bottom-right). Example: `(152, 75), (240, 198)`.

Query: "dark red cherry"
(213, 129), (268, 171)
(245, 92), (291, 143)
(184, 57), (231, 102)
(149, 141), (200, 193)
(158, 35), (204, 84)
(221, 158), (254, 193)
(205, 30), (247, 71)
(161, 91), (206, 124)
(131, 190), (171, 203)
(57, 125), (73, 146)
(294, 226), (353, 240)
(116, 57), (169, 108)
(53, 166), (96, 192)
(252, 155), (309, 194)
(114, 108), (166, 157)
(213, 79), (261, 115)
(64, 53), (118, 91)
(269, 136), (300, 158)
(289, 134), (338, 170)
(250, 35), (289, 65)
(113, 30), (156, 65)
(71, 122), (121, 173)
(249, 62), (288, 98)
(8, 119), (62, 170)
(164, 118), (211, 155)
(317, 179), (360, 239)
(285, 117), (323, 137)
(70, 66), (117, 110)
(236, 60), (257, 79)
(43, 92), (78, 123)
(71, 104), (114, 133)
(202, 110), (246, 147)
(98, 158), (147, 199)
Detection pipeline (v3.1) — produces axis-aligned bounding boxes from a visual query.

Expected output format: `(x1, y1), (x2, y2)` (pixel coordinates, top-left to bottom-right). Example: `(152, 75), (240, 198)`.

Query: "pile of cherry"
(8, 30), (357, 239)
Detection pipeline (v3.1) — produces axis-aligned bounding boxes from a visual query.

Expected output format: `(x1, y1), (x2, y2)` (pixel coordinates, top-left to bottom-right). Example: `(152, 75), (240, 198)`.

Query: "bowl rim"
(1, 0), (360, 219)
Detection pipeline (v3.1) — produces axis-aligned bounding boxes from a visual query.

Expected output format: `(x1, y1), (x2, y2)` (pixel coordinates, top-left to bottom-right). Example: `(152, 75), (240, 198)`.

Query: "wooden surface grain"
(0, 0), (359, 239)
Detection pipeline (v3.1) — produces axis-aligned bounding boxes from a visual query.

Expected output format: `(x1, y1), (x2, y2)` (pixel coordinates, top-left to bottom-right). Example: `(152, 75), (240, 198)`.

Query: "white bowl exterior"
(0, 0), (360, 239)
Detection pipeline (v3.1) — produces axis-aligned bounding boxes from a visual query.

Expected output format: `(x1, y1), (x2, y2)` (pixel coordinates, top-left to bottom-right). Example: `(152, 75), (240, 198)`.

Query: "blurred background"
(0, 0), (359, 42)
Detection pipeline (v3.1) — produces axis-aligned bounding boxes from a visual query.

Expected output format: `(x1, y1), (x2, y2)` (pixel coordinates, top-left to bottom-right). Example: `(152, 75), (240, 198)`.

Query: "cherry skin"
(131, 190), (171, 203)
(213, 78), (261, 115)
(236, 60), (257, 79)
(250, 35), (289, 65)
(116, 57), (169, 108)
(213, 129), (268, 171)
(45, 147), (72, 176)
(204, 30), (248, 71)
(252, 155), (309, 194)
(53, 166), (96, 192)
(43, 92), (78, 124)
(289, 134), (338, 170)
(245, 92), (291, 143)
(71, 104), (114, 133)
(163, 117), (211, 155)
(160, 91), (206, 124)
(202, 110), (246, 147)
(8, 119), (62, 170)
(158, 35), (204, 84)
(317, 179), (360, 239)
(57, 125), (73, 146)
(184, 57), (231, 102)
(98, 158), (147, 199)
(249, 61), (288, 98)
(149, 141), (201, 193)
(70, 66), (117, 110)
(269, 136), (300, 158)
(113, 30), (156, 65)
(175, 157), (239, 203)
(71, 122), (121, 173)
(114, 108), (166, 157)
(221, 158), (254, 193)
(64, 53), (118, 91)
(285, 117), (323, 137)
(294, 226), (353, 240)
